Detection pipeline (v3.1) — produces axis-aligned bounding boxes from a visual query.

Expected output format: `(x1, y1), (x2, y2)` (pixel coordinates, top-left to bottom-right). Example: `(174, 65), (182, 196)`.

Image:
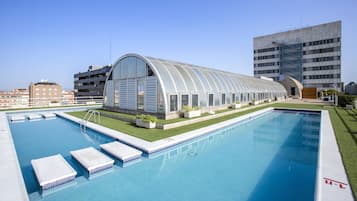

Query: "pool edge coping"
(315, 110), (354, 201)
(0, 112), (29, 201)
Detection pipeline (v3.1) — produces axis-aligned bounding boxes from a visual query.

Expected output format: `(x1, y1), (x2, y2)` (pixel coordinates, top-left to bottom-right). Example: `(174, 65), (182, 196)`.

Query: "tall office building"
(253, 21), (342, 91)
(74, 65), (111, 97)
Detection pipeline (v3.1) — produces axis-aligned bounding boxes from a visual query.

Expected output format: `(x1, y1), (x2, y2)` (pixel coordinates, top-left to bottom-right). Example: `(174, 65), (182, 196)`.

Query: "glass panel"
(222, 93), (226, 105)
(127, 57), (136, 78)
(148, 65), (154, 76)
(157, 83), (165, 113)
(120, 58), (128, 79)
(181, 95), (189, 107)
(114, 80), (120, 106)
(232, 93), (235, 102)
(137, 79), (144, 110)
(209, 94), (214, 106)
(170, 95), (178, 112)
(136, 58), (147, 77)
(113, 63), (120, 80)
(192, 94), (198, 107)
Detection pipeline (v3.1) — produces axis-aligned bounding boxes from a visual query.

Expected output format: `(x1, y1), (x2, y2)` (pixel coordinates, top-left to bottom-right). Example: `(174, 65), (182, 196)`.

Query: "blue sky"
(0, 0), (356, 90)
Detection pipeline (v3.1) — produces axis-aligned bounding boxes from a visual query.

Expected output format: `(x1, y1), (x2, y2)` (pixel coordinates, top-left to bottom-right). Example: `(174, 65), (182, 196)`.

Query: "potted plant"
(232, 101), (241, 109)
(182, 106), (201, 118)
(49, 100), (61, 107)
(250, 98), (258, 105)
(135, 114), (158, 129)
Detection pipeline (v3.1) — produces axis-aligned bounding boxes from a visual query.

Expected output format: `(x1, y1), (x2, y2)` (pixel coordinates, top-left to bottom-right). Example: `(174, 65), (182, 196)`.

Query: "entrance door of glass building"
(291, 87), (296, 96)
(137, 79), (144, 110)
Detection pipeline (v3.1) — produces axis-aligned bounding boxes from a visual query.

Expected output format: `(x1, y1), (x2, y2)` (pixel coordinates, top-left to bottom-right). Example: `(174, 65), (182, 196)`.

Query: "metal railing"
(80, 110), (101, 134)
(0, 96), (104, 110)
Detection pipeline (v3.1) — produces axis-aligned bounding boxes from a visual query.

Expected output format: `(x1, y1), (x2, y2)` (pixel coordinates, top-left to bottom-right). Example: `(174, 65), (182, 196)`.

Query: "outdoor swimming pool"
(9, 109), (320, 201)
(9, 116), (115, 194)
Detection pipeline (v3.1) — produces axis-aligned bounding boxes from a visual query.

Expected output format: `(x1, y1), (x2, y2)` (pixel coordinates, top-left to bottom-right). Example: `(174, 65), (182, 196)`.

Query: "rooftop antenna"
(109, 38), (112, 66)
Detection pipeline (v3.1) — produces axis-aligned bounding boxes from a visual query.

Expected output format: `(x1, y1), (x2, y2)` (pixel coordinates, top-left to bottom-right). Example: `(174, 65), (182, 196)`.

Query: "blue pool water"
(9, 110), (320, 201)
(9, 117), (115, 193)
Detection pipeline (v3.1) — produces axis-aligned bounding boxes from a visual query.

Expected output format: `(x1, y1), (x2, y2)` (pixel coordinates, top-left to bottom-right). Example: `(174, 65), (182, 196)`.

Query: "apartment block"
(29, 81), (62, 106)
(254, 21), (342, 91)
(74, 65), (111, 97)
(345, 82), (357, 95)
(0, 88), (29, 108)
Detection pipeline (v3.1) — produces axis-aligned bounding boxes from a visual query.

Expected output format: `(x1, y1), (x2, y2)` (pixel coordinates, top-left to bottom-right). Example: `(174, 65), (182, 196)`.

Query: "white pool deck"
(70, 147), (114, 174)
(0, 107), (355, 201)
(31, 154), (77, 190)
(100, 141), (142, 162)
(27, 114), (42, 120)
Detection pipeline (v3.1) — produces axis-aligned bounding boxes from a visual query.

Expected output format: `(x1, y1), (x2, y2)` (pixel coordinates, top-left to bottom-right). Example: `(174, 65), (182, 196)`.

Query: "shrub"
(338, 95), (357, 107)
(136, 114), (158, 123)
(182, 106), (200, 112)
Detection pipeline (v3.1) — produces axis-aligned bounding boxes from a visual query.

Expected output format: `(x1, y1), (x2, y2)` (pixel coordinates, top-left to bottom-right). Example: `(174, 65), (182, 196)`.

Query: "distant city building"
(253, 21), (342, 91)
(29, 81), (62, 106)
(74, 65), (111, 97)
(0, 88), (29, 108)
(62, 90), (75, 104)
(345, 82), (357, 95)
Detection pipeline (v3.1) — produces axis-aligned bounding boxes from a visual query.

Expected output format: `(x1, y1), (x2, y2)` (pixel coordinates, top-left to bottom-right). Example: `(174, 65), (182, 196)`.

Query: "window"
(170, 95), (178, 112)
(137, 79), (144, 110)
(127, 57), (136, 78)
(147, 65), (154, 76)
(136, 59), (147, 77)
(114, 80), (119, 106)
(157, 84), (165, 113)
(232, 93), (235, 102)
(192, 94), (198, 107)
(208, 94), (214, 106)
(221, 93), (226, 105)
(181, 94), (189, 107)
(120, 58), (129, 79)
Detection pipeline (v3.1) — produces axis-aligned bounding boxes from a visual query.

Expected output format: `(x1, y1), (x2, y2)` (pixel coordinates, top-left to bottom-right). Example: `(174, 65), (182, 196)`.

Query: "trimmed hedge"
(338, 95), (357, 107)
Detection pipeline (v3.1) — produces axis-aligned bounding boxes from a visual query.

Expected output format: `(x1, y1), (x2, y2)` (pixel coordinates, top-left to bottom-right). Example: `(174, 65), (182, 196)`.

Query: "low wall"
(160, 101), (278, 130)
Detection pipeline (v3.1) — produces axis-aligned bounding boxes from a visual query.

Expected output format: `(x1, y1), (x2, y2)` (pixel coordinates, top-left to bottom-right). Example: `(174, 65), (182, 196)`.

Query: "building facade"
(104, 53), (287, 119)
(0, 88), (29, 108)
(29, 81), (62, 106)
(253, 21), (342, 91)
(74, 65), (112, 97)
(345, 82), (357, 95)
(62, 90), (75, 104)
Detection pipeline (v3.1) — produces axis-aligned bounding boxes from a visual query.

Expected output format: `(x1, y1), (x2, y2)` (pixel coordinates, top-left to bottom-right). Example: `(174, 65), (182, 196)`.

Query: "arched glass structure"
(104, 53), (287, 119)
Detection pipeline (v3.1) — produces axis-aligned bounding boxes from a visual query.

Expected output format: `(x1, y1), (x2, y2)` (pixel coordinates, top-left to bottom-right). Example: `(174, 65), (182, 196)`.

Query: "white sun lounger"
(27, 114), (42, 120)
(31, 154), (77, 190)
(10, 115), (25, 121)
(100, 141), (142, 162)
(41, 113), (56, 119)
(70, 147), (114, 174)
